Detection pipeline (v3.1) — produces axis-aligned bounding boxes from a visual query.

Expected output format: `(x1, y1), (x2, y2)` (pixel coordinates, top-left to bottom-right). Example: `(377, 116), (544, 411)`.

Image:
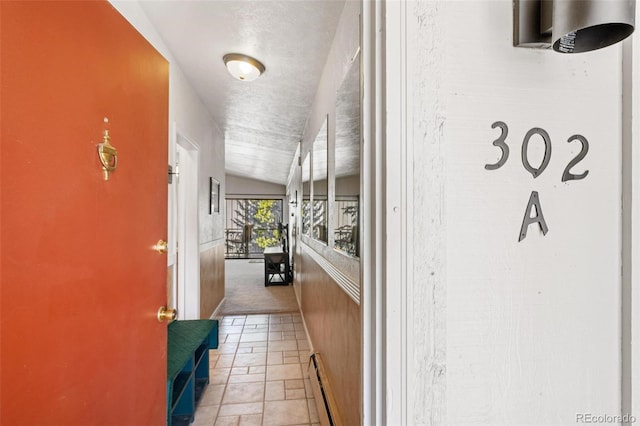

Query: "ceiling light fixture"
(223, 53), (265, 81)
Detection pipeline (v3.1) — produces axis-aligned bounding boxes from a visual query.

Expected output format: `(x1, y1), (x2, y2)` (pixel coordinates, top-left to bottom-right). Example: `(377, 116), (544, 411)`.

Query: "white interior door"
(176, 135), (201, 319)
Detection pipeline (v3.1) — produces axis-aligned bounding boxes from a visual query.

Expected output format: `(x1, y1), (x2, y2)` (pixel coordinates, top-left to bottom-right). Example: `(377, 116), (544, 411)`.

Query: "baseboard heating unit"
(308, 353), (343, 426)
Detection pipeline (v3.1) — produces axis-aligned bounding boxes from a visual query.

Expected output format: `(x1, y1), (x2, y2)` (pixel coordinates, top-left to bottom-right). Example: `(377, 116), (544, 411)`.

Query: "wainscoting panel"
(200, 242), (225, 319)
(301, 248), (360, 426)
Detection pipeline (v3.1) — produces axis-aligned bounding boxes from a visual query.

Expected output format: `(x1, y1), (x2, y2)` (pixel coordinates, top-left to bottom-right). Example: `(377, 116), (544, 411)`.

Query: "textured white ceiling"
(139, 0), (346, 185)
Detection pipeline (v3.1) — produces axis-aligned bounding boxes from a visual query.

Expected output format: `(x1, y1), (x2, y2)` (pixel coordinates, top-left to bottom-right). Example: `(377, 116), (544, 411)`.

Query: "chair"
(264, 252), (289, 286)
(225, 229), (244, 257)
(225, 224), (253, 258)
(335, 225), (357, 256)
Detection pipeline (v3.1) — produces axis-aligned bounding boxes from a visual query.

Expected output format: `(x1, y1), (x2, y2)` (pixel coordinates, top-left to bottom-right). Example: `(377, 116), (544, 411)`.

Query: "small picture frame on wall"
(209, 177), (220, 214)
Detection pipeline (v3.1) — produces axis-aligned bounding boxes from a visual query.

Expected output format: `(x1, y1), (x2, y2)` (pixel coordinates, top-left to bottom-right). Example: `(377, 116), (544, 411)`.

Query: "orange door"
(1, 2), (169, 424)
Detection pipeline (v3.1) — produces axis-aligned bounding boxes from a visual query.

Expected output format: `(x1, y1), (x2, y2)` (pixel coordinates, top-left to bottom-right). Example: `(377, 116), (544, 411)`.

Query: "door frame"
(175, 127), (201, 320)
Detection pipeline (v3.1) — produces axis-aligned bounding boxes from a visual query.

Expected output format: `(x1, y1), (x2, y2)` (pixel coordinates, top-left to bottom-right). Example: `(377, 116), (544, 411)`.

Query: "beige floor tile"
(239, 413), (262, 425)
(210, 355), (220, 367)
(307, 399), (319, 423)
(225, 334), (241, 343)
(227, 373), (266, 384)
(219, 326), (244, 334)
(244, 316), (269, 325)
(215, 415), (240, 426)
(265, 380), (285, 401)
(303, 379), (313, 397)
(284, 356), (299, 364)
(269, 323), (295, 332)
(268, 340), (298, 352)
(217, 343), (240, 354)
(231, 367), (249, 375)
(239, 333), (268, 343)
(249, 365), (266, 374)
(242, 327), (265, 333)
(263, 399), (310, 425)
(199, 384), (226, 406)
(269, 332), (283, 341)
(266, 364), (302, 381)
(192, 404), (219, 426)
(243, 325), (268, 333)
(204, 315), (315, 426)
(239, 341), (268, 348)
(222, 382), (265, 404)
(218, 402), (263, 417)
(211, 368), (231, 385)
(286, 388), (306, 400)
(267, 351), (283, 365)
(234, 353), (267, 367)
(285, 379), (304, 390)
(216, 355), (236, 369)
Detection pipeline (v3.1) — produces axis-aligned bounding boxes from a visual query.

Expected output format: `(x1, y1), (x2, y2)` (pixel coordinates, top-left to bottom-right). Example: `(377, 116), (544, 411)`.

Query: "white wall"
(386, 1), (626, 424)
(110, 1), (226, 316)
(226, 174), (286, 197)
(290, 0), (361, 284)
(226, 173), (288, 222)
(335, 175), (359, 197)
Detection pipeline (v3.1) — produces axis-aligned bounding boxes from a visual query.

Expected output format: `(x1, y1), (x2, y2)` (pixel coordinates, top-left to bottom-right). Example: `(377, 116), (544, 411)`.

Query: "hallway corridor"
(192, 313), (319, 426)
(221, 260), (298, 315)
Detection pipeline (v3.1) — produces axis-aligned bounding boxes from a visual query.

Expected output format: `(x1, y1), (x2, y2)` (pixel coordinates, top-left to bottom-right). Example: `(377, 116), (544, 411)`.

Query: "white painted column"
(362, 0), (384, 424)
(622, 8), (640, 423)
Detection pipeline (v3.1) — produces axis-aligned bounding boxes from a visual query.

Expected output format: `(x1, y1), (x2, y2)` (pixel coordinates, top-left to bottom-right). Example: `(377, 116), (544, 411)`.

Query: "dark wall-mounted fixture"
(514, 0), (635, 53)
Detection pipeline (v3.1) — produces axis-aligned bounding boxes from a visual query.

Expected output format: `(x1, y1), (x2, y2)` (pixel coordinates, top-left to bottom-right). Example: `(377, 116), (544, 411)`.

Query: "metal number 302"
(484, 121), (589, 182)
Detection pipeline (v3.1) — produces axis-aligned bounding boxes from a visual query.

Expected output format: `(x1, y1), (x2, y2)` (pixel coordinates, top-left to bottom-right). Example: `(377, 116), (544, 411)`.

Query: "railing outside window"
(225, 226), (281, 258)
(225, 198), (283, 259)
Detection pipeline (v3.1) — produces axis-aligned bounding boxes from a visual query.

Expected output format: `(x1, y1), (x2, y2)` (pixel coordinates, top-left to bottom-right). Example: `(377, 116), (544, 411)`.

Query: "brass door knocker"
(97, 119), (117, 181)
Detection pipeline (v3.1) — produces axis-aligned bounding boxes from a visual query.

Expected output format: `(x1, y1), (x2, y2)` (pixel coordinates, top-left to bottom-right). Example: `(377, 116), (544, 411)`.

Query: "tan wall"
(200, 243), (225, 318)
(301, 250), (360, 426)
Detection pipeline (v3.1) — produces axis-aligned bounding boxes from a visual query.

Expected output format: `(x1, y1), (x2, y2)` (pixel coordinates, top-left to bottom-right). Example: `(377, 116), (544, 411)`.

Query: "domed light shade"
(552, 0), (635, 53)
(223, 53), (265, 81)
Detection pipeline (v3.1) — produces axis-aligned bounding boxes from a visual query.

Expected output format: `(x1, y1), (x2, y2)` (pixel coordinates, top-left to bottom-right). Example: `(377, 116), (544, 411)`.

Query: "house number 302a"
(484, 121), (590, 242)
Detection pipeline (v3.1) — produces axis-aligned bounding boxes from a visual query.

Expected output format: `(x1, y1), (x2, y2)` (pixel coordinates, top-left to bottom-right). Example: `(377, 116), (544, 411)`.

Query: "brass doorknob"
(154, 240), (168, 254)
(157, 306), (177, 322)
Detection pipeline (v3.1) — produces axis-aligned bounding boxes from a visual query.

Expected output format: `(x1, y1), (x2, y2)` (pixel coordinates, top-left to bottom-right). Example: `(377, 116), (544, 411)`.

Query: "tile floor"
(191, 313), (320, 426)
